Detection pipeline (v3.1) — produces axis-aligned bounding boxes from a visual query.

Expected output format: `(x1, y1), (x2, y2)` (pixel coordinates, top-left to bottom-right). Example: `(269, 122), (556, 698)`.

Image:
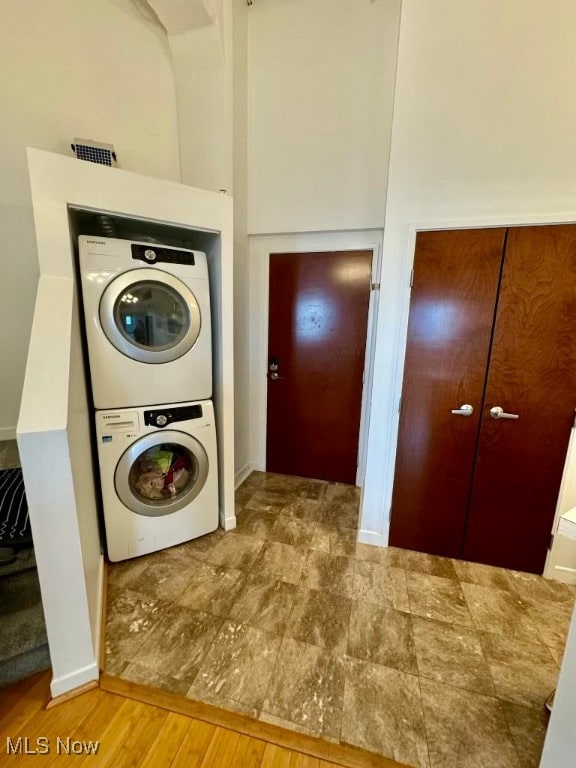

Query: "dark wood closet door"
(464, 225), (576, 573)
(266, 250), (372, 483)
(389, 229), (506, 556)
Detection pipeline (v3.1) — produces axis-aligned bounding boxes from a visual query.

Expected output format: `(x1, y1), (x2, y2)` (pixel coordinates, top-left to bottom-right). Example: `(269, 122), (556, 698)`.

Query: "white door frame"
(248, 230), (383, 488)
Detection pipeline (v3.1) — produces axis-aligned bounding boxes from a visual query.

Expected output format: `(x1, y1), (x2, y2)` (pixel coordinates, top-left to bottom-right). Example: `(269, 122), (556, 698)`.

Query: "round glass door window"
(116, 433), (209, 517)
(100, 269), (202, 364)
(115, 282), (188, 351)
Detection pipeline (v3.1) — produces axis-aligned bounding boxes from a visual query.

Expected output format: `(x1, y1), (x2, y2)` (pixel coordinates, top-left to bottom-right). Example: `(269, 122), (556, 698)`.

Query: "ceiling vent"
(71, 138), (117, 167)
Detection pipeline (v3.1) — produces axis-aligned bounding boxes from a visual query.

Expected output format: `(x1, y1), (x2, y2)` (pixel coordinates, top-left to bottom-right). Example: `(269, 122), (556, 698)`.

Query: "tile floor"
(105, 471), (576, 768)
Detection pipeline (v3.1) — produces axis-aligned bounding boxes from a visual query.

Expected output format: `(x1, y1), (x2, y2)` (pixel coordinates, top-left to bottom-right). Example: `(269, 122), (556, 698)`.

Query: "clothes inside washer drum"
(130, 445), (194, 502)
(0, 468), (32, 546)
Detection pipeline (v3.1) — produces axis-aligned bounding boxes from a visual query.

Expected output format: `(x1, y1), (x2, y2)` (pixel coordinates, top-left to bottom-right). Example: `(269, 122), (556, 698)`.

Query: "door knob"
(269, 371), (283, 380)
(489, 406), (519, 420)
(451, 404), (474, 416)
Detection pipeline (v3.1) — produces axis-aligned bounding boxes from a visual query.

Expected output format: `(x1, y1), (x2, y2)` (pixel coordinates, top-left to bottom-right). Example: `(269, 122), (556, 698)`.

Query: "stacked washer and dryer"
(79, 236), (219, 562)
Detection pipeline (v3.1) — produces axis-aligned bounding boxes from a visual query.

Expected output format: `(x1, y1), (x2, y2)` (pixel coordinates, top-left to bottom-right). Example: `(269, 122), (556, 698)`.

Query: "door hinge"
(409, 268), (414, 287)
(398, 395), (403, 414)
(371, 282), (380, 291)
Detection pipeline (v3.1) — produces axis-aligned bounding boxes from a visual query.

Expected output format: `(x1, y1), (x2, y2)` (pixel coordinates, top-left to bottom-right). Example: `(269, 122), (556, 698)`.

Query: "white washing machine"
(79, 236), (212, 409)
(95, 400), (219, 562)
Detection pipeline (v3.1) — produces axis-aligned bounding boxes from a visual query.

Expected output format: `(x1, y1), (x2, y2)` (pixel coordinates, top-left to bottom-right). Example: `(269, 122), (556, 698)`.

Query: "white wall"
(0, 0), (179, 438)
(232, 0), (251, 484)
(246, 0), (401, 234)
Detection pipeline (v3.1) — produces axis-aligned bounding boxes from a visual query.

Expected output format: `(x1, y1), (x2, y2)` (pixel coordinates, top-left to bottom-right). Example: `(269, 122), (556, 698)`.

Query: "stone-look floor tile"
(262, 637), (346, 741)
(121, 661), (194, 697)
(407, 572), (474, 626)
(256, 472), (306, 495)
(403, 550), (458, 580)
(420, 679), (521, 768)
(352, 561), (410, 611)
(129, 556), (199, 602)
(205, 533), (263, 571)
(354, 543), (405, 568)
(323, 482), (361, 505)
(193, 620), (281, 710)
(233, 508), (278, 540)
(411, 616), (495, 695)
(547, 641), (566, 666)
(320, 500), (360, 530)
(501, 701), (549, 768)
(311, 524), (357, 558)
(105, 589), (166, 671)
(245, 489), (292, 513)
(228, 574), (297, 635)
(348, 600), (417, 674)
(479, 632), (560, 709)
(235, 477), (259, 504)
(176, 562), (246, 617)
(461, 583), (542, 643)
(107, 552), (166, 604)
(507, 570), (575, 604)
(295, 478), (327, 500)
(256, 474), (326, 501)
(163, 529), (226, 563)
(281, 498), (325, 523)
(251, 541), (308, 584)
(524, 596), (575, 648)
(187, 684), (260, 718)
(268, 516), (317, 547)
(301, 550), (355, 597)
(341, 656), (429, 768)
(453, 559), (515, 592)
(259, 711), (319, 739)
(0, 440), (20, 469)
(285, 587), (351, 651)
(130, 604), (223, 687)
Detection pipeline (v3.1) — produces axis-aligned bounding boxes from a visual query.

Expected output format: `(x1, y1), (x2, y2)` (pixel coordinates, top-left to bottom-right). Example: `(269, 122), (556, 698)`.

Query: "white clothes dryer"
(95, 400), (219, 562)
(79, 236), (212, 409)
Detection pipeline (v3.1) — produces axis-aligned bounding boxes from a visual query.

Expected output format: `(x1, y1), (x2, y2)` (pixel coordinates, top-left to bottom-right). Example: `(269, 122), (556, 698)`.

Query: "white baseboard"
(50, 661), (100, 698)
(0, 426), (17, 441)
(235, 462), (255, 489)
(357, 528), (389, 547)
(222, 514), (237, 532)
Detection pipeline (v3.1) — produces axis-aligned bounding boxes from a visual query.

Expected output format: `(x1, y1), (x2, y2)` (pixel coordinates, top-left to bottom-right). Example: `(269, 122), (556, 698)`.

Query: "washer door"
(115, 430), (209, 517)
(99, 268), (201, 364)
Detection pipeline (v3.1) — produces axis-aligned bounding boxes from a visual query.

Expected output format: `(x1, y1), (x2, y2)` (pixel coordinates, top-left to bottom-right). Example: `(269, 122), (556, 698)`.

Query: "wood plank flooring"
(0, 672), (397, 767)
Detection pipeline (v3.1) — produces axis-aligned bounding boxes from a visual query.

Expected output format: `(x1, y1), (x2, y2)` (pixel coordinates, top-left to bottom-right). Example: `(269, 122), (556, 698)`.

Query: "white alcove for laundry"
(17, 148), (235, 698)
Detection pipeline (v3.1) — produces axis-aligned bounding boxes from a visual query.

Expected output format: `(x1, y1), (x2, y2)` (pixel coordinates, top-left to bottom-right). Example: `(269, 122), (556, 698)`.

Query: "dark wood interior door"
(266, 251), (372, 484)
(389, 229), (506, 556)
(464, 225), (576, 573)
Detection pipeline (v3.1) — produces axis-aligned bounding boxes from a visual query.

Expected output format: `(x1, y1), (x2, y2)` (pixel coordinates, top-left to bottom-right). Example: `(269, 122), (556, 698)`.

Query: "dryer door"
(115, 430), (209, 517)
(100, 268), (201, 363)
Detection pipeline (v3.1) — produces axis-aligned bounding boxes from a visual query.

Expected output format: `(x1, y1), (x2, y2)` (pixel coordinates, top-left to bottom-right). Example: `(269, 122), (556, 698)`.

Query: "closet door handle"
(451, 404), (474, 416)
(489, 406), (519, 420)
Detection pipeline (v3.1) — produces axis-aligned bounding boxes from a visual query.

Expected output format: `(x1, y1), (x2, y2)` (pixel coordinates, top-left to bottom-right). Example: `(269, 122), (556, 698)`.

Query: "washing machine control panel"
(144, 404), (203, 428)
(131, 243), (196, 266)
